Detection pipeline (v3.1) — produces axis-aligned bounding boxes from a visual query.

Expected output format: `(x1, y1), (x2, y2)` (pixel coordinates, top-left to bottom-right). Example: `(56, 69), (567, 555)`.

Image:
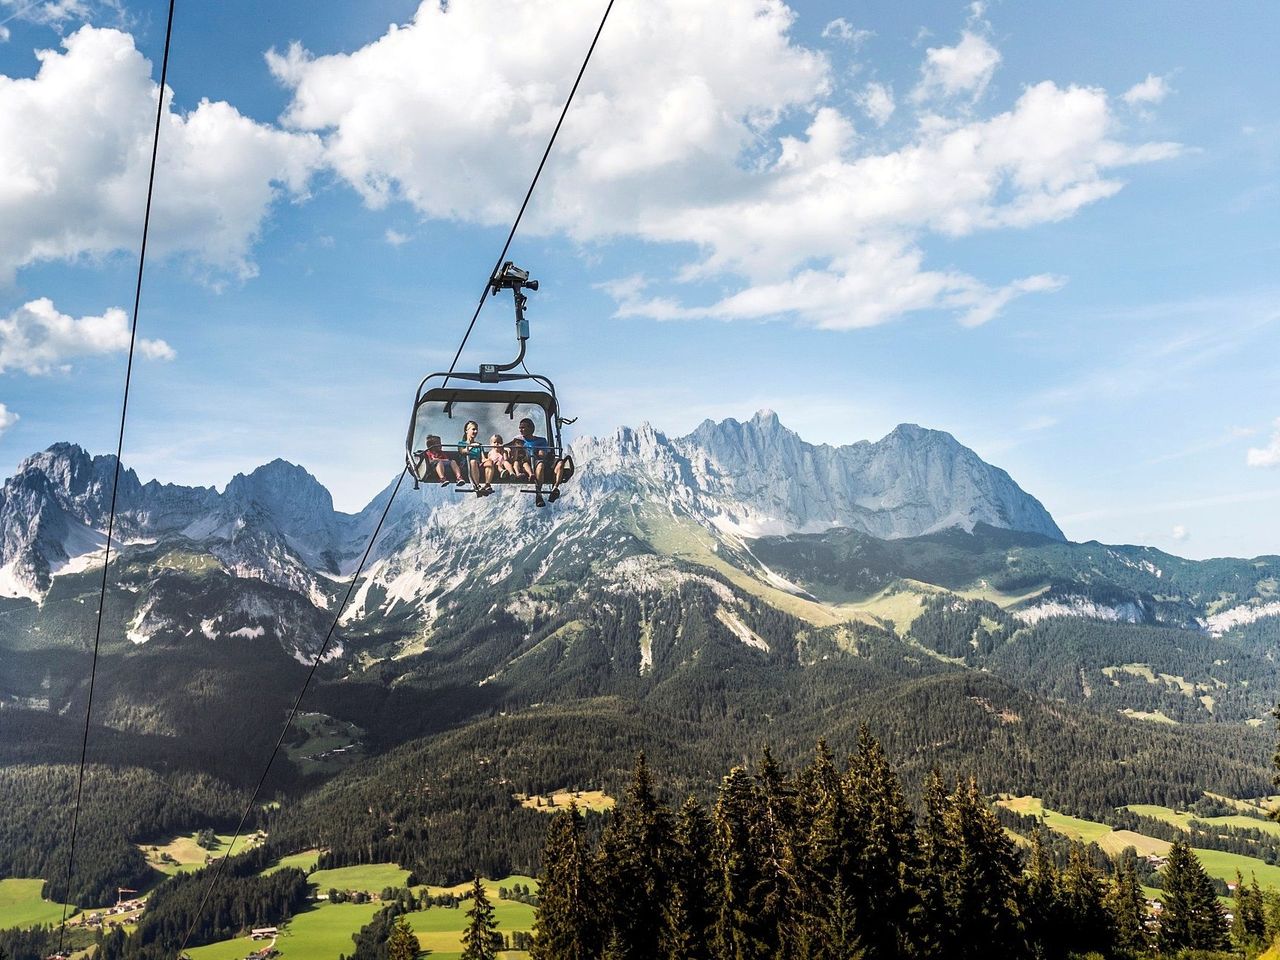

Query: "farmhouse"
(250, 926), (279, 939)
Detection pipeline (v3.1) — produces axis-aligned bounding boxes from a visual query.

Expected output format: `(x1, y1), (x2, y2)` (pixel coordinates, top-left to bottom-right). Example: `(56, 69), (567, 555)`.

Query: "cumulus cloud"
(1171, 524), (1188, 541)
(268, 0), (1177, 330)
(1123, 73), (1170, 107)
(0, 402), (16, 435)
(0, 298), (174, 374)
(912, 30), (1001, 103)
(855, 81), (895, 126)
(384, 229), (410, 246)
(0, 25), (322, 283)
(821, 18), (872, 47)
(1247, 419), (1280, 467)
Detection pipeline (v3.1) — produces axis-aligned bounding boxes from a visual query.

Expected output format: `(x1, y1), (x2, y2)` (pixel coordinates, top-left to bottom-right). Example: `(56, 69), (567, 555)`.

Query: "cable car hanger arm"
(479, 261), (538, 382)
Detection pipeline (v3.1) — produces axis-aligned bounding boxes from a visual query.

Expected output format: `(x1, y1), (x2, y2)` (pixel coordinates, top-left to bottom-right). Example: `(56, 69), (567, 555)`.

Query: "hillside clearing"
(141, 831), (264, 876)
(0, 878), (72, 929)
(517, 789), (615, 813)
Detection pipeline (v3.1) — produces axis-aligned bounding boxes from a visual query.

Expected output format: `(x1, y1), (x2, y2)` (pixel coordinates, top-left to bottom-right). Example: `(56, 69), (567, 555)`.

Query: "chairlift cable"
(172, 468), (408, 959)
(56, 0), (177, 951)
(443, 0), (615, 385)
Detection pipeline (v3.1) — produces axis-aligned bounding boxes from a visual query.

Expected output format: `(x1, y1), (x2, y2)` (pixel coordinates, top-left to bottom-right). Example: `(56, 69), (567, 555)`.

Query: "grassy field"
(189, 875), (538, 960)
(420, 876), (539, 898)
(0, 878), (72, 928)
(401, 897), (535, 959)
(1125, 803), (1280, 838)
(263, 849), (323, 876)
(187, 901), (382, 960)
(141, 831), (265, 876)
(1001, 797), (1280, 890)
(996, 796), (1114, 844)
(308, 862), (411, 893)
(401, 878), (538, 960)
(517, 789), (615, 813)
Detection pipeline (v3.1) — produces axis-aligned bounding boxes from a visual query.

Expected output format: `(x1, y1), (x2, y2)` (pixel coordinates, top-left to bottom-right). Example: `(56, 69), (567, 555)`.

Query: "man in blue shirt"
(518, 417), (554, 507)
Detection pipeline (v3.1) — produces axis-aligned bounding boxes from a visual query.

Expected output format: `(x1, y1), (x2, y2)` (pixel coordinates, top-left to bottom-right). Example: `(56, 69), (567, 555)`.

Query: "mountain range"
(3, 411), (1279, 902)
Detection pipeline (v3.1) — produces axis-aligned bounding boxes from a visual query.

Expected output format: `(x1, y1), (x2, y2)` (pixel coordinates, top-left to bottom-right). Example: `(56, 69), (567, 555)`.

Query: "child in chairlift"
(487, 434), (513, 480)
(506, 438), (534, 480)
(421, 435), (464, 485)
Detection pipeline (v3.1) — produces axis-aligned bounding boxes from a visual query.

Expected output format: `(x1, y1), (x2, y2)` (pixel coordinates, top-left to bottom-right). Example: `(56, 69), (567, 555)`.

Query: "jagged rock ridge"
(0, 413), (1061, 606)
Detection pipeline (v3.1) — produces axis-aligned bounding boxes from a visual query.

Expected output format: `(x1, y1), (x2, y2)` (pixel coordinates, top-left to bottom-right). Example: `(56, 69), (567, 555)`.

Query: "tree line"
(528, 735), (1257, 960)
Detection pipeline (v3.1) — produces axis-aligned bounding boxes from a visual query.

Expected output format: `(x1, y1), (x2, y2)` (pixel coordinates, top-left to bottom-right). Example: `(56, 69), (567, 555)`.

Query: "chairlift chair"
(406, 263), (575, 496)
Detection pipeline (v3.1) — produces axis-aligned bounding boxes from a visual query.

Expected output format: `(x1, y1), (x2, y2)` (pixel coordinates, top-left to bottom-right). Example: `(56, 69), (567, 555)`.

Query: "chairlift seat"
(406, 372), (573, 487)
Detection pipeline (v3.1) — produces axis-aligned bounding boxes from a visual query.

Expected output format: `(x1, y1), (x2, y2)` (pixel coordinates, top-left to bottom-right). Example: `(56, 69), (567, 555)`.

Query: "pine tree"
(1058, 848), (1111, 957)
(841, 727), (915, 960)
(1231, 870), (1267, 951)
(914, 771), (952, 957)
(1158, 838), (1226, 953)
(1021, 828), (1065, 959)
(665, 795), (717, 960)
(753, 747), (801, 958)
(918, 776), (1027, 960)
(532, 802), (604, 960)
(461, 877), (501, 960)
(792, 740), (857, 960)
(1104, 848), (1149, 959)
(599, 753), (673, 960)
(714, 765), (779, 960)
(386, 915), (420, 960)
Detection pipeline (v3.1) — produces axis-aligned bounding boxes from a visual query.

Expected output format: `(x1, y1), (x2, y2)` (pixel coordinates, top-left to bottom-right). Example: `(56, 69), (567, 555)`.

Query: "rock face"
(672, 412), (1064, 540)
(569, 412), (1062, 540)
(0, 413), (1061, 603)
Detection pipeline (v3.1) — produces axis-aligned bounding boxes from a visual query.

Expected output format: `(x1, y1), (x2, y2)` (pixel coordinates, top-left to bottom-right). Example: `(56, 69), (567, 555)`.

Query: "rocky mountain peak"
(225, 459), (335, 519)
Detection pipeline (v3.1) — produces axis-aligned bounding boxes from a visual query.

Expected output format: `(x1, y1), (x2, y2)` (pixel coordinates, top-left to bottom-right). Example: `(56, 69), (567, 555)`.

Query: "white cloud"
(0, 26), (322, 283)
(0, 297), (174, 374)
(0, 24), (9, 41)
(855, 81), (894, 126)
(1247, 419), (1280, 467)
(384, 229), (410, 246)
(0, 402), (17, 435)
(821, 18), (872, 47)
(912, 30), (1001, 103)
(1122, 73), (1170, 107)
(0, 0), (124, 28)
(1171, 524), (1188, 541)
(269, 1), (1177, 331)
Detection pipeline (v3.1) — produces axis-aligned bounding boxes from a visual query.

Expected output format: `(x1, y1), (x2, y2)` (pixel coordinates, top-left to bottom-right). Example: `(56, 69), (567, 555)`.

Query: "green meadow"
(1124, 803), (1280, 838)
(1002, 797), (1280, 891)
(263, 849), (323, 876)
(186, 872), (537, 960)
(308, 862), (411, 893)
(186, 901), (382, 960)
(0, 878), (72, 929)
(401, 896), (535, 959)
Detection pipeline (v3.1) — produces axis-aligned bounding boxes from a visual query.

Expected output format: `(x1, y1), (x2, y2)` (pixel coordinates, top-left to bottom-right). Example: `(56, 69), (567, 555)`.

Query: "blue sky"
(0, 0), (1277, 560)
